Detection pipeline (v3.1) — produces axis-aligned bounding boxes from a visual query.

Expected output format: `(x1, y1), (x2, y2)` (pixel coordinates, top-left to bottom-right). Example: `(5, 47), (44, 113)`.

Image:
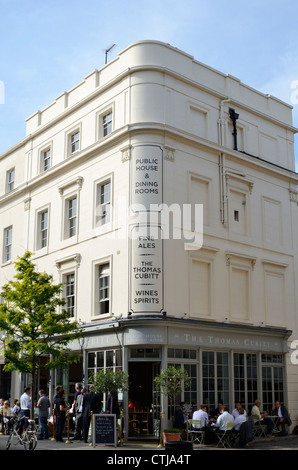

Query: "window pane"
(43, 149), (51, 171)
(97, 351), (104, 369)
(70, 131), (80, 153)
(68, 197), (77, 237)
(102, 112), (112, 136)
(98, 263), (110, 314)
(65, 273), (75, 317)
(40, 211), (48, 248)
(97, 181), (111, 226)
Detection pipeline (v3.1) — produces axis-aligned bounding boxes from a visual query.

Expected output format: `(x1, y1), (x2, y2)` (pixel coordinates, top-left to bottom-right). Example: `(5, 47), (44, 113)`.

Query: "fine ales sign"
(130, 145), (164, 315)
(130, 225), (163, 314)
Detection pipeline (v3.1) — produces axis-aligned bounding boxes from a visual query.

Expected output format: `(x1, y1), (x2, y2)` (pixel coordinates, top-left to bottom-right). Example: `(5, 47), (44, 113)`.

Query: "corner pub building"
(1, 40), (298, 438)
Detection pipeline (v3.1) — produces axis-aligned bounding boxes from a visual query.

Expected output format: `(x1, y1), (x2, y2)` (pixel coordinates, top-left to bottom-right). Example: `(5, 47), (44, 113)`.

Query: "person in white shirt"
(232, 401), (247, 419)
(233, 408), (247, 432)
(251, 399), (274, 434)
(18, 387), (31, 434)
(192, 405), (209, 429)
(212, 406), (234, 432)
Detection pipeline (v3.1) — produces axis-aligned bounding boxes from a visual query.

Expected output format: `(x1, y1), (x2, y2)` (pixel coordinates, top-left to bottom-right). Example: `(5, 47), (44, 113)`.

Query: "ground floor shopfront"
(4, 317), (292, 439)
(80, 317), (291, 438)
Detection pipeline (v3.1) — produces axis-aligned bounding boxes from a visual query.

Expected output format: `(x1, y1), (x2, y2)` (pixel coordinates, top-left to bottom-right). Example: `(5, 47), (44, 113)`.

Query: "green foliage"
(153, 365), (191, 398)
(89, 369), (129, 395)
(0, 251), (82, 416)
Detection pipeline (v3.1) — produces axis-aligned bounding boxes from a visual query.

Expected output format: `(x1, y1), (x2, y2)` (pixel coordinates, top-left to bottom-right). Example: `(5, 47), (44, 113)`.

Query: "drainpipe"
(228, 107), (239, 151)
(218, 99), (230, 226)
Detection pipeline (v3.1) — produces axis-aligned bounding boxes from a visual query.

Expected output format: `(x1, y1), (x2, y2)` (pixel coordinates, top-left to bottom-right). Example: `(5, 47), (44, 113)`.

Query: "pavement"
(1, 431), (298, 452)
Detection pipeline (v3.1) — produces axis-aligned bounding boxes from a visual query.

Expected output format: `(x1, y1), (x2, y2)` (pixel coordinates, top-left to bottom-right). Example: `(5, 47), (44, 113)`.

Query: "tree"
(0, 251), (82, 419)
(154, 366), (192, 423)
(89, 369), (129, 412)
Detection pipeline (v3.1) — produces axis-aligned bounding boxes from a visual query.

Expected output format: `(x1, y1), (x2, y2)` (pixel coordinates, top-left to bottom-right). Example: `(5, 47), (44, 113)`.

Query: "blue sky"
(1, 0), (298, 165)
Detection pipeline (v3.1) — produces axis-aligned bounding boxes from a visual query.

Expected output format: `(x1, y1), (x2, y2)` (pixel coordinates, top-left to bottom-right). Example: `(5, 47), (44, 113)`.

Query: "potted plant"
(154, 366), (192, 444)
(89, 369), (129, 412)
(89, 369), (129, 445)
(162, 427), (182, 443)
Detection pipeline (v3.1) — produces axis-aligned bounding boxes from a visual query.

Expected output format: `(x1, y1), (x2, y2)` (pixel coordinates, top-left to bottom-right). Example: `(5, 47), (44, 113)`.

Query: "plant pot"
(163, 432), (181, 443)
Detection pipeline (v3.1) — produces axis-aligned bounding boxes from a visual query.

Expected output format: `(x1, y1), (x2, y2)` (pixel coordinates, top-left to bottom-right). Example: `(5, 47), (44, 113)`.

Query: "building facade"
(1, 40), (298, 437)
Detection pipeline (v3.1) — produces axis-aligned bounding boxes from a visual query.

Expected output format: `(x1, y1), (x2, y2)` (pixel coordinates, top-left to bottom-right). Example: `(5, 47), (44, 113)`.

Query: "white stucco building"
(1, 40), (298, 436)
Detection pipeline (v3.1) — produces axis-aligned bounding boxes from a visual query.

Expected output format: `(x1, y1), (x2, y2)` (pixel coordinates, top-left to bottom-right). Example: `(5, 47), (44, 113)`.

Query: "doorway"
(128, 362), (160, 437)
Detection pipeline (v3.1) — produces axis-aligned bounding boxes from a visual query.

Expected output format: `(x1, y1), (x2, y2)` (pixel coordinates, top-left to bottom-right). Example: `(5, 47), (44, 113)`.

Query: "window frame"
(98, 263), (110, 315)
(96, 104), (114, 141)
(6, 168), (15, 193)
(70, 131), (80, 154)
(102, 111), (113, 137)
(95, 178), (112, 228)
(3, 226), (12, 263)
(36, 208), (49, 250)
(92, 256), (112, 318)
(42, 148), (51, 172)
(65, 124), (82, 158)
(64, 271), (76, 318)
(66, 195), (77, 238)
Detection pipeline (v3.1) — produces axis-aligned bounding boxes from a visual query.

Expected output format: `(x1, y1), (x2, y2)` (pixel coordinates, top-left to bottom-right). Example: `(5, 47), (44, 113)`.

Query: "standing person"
(82, 385), (101, 443)
(52, 385), (62, 437)
(55, 390), (69, 442)
(272, 400), (292, 436)
(106, 391), (120, 417)
(72, 387), (86, 440)
(19, 386), (31, 434)
(73, 383), (82, 405)
(37, 389), (51, 440)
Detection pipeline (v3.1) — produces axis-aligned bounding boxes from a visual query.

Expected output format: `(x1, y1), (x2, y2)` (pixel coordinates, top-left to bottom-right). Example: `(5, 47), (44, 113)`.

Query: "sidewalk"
(1, 432), (298, 451)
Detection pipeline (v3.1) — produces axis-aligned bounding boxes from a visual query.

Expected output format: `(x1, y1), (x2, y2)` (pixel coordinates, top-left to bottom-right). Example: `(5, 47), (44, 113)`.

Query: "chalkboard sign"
(92, 414), (117, 447)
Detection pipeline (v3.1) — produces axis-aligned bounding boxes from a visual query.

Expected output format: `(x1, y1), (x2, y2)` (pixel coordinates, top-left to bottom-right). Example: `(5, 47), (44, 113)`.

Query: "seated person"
(211, 401), (224, 418)
(192, 405), (209, 429)
(232, 401), (247, 419)
(233, 408), (247, 432)
(211, 406), (234, 433)
(272, 400), (292, 436)
(251, 399), (274, 434)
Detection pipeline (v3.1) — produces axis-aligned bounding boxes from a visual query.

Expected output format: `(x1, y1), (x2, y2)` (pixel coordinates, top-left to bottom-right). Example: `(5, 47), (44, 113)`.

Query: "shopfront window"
(168, 349), (198, 419)
(130, 348), (160, 358)
(202, 351), (229, 414)
(234, 353), (258, 412)
(262, 354), (284, 411)
(87, 348), (122, 382)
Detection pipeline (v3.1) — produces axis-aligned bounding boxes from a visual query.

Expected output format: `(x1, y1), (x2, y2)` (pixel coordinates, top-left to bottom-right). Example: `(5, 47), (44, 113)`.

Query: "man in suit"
(82, 385), (102, 443)
(72, 387), (86, 440)
(272, 400), (292, 435)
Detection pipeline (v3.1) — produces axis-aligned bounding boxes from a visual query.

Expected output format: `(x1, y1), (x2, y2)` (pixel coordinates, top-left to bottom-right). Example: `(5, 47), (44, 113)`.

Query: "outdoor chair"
(251, 415), (267, 438)
(216, 421), (234, 448)
(188, 419), (205, 445)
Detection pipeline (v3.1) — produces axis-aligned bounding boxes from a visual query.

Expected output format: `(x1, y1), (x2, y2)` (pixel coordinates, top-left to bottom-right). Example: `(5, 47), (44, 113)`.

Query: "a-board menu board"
(92, 413), (117, 447)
